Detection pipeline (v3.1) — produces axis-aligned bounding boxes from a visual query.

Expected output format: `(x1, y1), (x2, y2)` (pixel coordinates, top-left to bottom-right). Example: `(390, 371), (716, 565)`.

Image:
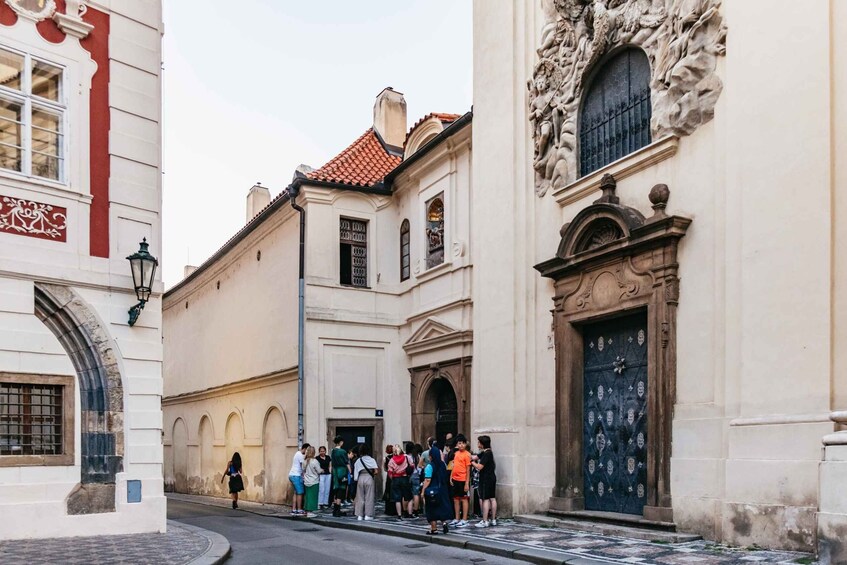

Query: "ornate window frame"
(424, 194), (445, 271)
(0, 15), (95, 201)
(535, 176), (690, 523)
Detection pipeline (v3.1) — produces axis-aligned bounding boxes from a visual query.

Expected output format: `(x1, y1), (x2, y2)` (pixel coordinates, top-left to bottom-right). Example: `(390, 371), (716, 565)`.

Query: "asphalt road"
(168, 499), (528, 565)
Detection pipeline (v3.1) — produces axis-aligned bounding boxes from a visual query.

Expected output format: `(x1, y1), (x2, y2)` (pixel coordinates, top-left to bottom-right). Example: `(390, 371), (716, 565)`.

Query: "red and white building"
(0, 0), (165, 538)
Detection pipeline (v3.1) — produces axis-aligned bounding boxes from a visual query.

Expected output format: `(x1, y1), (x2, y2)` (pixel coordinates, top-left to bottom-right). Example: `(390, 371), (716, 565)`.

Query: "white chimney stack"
(373, 87), (407, 150)
(184, 265), (198, 278)
(246, 182), (271, 223)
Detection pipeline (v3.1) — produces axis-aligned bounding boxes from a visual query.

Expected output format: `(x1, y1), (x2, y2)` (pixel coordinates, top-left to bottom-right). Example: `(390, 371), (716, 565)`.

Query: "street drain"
(293, 527), (320, 532)
(470, 559), (486, 563)
(404, 543), (428, 549)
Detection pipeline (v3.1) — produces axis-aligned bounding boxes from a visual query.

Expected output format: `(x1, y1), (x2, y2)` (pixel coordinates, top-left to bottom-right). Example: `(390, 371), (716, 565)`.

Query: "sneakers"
(357, 516), (363, 521)
(305, 512), (317, 518)
(448, 519), (459, 526)
(364, 516), (374, 521)
(456, 520), (469, 528)
(490, 518), (498, 526)
(397, 516), (404, 523)
(475, 520), (489, 528)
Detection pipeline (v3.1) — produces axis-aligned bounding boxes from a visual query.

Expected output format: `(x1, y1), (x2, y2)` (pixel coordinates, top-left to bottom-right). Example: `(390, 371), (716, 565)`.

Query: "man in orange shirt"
(449, 434), (472, 527)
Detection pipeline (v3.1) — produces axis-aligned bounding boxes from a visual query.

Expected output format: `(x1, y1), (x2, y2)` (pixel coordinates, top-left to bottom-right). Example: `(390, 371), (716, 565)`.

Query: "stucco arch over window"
(579, 48), (652, 177)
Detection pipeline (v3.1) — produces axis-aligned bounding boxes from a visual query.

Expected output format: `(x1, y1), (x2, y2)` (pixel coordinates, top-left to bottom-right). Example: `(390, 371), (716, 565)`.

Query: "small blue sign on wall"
(375, 409), (384, 417)
(127, 480), (142, 503)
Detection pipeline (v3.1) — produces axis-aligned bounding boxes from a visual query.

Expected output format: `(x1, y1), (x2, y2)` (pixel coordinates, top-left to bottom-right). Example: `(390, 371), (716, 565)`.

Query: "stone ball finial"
(649, 183), (670, 218)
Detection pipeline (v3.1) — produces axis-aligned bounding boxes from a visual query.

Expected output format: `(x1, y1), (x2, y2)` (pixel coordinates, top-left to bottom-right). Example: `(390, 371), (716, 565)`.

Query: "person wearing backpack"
(387, 444), (413, 521)
(422, 438), (452, 535)
(329, 436), (349, 517)
(352, 443), (379, 520)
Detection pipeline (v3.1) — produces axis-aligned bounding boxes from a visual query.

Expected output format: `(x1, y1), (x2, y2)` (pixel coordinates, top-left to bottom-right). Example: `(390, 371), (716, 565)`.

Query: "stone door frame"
(536, 177), (690, 523)
(409, 357), (472, 446)
(326, 418), (385, 494)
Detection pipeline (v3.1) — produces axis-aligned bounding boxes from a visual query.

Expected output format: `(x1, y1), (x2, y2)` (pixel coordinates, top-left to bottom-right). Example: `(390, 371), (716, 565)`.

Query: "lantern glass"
(129, 256), (143, 298)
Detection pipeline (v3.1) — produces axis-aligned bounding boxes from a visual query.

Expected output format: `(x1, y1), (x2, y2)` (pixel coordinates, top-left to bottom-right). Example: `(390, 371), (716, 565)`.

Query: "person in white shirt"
(288, 443), (309, 515)
(353, 443), (380, 521)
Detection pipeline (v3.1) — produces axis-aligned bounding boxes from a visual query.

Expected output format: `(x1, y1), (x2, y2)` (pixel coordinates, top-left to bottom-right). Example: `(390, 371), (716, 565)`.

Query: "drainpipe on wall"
(288, 183), (306, 448)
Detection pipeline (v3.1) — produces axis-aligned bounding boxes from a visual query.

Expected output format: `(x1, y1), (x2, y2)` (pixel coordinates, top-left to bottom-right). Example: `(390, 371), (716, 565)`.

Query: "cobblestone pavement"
(0, 521), (218, 565)
(168, 493), (817, 565)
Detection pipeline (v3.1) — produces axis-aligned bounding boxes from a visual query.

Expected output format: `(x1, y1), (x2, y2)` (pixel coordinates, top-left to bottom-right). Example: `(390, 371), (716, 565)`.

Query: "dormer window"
(0, 46), (65, 183)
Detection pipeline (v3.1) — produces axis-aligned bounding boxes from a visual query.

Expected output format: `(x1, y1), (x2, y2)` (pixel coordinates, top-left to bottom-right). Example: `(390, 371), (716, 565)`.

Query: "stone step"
(514, 513), (702, 544)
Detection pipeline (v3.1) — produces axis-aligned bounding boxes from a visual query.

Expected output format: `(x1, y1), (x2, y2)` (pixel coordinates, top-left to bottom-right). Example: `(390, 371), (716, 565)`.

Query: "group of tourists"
(268, 432), (498, 533)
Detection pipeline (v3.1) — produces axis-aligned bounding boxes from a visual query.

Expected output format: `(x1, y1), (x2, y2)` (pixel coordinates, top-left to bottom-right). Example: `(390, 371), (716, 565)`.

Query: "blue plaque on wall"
(127, 480), (142, 503)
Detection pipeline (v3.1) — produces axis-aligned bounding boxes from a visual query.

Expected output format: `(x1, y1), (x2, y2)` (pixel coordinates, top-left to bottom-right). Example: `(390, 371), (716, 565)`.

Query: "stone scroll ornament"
(529, 0), (727, 196)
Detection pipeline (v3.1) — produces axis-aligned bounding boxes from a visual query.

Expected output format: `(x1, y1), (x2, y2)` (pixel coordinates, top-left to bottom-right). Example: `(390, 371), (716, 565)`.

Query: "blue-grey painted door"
(583, 313), (648, 515)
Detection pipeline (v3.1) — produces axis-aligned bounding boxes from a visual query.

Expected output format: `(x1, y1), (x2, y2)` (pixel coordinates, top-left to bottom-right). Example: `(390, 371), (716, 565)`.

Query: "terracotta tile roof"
(307, 128), (402, 187)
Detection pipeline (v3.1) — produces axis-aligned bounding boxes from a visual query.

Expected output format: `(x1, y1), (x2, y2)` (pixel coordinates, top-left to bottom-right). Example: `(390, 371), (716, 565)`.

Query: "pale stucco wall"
(472, 0), (843, 551)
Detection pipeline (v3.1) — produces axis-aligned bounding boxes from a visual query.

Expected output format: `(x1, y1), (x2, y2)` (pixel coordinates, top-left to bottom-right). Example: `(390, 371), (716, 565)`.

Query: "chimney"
(373, 87), (407, 150)
(246, 182), (271, 223)
(184, 265), (198, 278)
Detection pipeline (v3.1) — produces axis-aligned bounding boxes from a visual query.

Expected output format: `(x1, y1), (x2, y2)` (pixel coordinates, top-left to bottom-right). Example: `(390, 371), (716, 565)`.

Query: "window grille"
(579, 49), (652, 177)
(400, 219), (410, 281)
(0, 382), (63, 456)
(340, 218), (368, 287)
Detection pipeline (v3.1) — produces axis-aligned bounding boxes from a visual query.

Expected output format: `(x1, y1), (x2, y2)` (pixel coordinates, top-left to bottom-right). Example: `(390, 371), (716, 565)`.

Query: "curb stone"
(170, 520), (232, 565)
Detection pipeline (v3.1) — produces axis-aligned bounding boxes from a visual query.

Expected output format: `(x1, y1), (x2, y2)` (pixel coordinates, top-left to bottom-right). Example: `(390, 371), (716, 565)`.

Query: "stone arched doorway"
(33, 282), (124, 515)
(410, 357), (471, 446)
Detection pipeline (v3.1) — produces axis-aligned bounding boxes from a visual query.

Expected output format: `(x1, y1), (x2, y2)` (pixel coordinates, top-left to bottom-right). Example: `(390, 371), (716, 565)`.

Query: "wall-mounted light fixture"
(127, 238), (158, 327)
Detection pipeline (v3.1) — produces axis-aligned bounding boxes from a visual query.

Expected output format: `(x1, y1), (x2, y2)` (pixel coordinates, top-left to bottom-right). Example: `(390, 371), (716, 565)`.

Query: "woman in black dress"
(221, 452), (244, 509)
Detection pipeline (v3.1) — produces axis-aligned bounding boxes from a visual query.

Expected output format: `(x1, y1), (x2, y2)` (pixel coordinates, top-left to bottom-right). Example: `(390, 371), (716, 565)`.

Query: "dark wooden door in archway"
(429, 379), (458, 447)
(583, 313), (648, 515)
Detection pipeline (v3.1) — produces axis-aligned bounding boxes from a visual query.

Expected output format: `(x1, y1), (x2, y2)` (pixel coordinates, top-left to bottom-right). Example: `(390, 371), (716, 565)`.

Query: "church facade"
(472, 0), (847, 558)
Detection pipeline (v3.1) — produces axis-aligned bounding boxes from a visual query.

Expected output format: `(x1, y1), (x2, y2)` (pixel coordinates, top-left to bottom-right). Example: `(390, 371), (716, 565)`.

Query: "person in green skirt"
(302, 446), (321, 516)
(330, 435), (349, 517)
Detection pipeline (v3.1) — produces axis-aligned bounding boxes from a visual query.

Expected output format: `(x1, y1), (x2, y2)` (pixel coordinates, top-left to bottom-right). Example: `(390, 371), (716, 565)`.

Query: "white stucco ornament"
(529, 0), (727, 196)
(5, 0), (56, 21)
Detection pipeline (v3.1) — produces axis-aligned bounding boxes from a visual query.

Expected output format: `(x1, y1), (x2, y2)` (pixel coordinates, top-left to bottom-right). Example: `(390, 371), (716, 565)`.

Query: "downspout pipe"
(288, 184), (306, 449)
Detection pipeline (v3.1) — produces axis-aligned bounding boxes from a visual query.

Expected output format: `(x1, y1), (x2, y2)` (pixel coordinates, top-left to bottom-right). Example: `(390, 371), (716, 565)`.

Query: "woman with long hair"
(422, 438), (452, 534)
(382, 444), (397, 516)
(302, 445), (321, 517)
(221, 452), (244, 509)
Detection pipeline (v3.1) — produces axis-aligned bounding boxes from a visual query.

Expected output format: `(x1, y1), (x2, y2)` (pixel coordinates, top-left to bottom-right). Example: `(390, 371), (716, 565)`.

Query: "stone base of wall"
(66, 483), (116, 515)
(721, 502), (816, 552)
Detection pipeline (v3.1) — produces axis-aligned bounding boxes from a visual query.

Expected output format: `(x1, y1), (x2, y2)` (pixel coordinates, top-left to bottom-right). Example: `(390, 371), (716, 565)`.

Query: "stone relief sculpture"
(529, 0), (726, 196)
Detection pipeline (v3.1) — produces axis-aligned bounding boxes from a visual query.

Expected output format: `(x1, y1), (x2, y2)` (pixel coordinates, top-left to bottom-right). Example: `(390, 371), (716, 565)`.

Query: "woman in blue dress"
(422, 439), (453, 534)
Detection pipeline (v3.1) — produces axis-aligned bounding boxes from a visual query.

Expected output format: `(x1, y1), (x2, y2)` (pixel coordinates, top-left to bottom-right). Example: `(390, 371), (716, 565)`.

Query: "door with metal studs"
(582, 313), (648, 515)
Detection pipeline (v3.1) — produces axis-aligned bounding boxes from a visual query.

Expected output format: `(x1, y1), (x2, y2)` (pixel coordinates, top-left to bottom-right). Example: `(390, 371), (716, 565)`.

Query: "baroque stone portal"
(529, 0), (727, 196)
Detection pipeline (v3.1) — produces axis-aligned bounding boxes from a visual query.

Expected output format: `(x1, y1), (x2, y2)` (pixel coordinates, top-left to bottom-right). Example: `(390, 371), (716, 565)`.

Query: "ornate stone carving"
(53, 0), (93, 39)
(5, 0), (56, 21)
(529, 0), (727, 196)
(0, 195), (67, 241)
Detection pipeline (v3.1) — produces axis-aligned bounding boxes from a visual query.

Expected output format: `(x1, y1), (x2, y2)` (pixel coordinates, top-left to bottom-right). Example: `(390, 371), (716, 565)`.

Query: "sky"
(161, 1), (473, 288)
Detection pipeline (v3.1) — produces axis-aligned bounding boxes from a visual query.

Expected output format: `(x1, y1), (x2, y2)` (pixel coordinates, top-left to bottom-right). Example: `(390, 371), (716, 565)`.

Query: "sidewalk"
(0, 520), (230, 565)
(167, 493), (817, 565)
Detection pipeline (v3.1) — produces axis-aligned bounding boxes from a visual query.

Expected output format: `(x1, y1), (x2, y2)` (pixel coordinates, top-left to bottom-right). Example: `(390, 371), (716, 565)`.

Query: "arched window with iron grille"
(579, 48), (652, 177)
(400, 219), (410, 281)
